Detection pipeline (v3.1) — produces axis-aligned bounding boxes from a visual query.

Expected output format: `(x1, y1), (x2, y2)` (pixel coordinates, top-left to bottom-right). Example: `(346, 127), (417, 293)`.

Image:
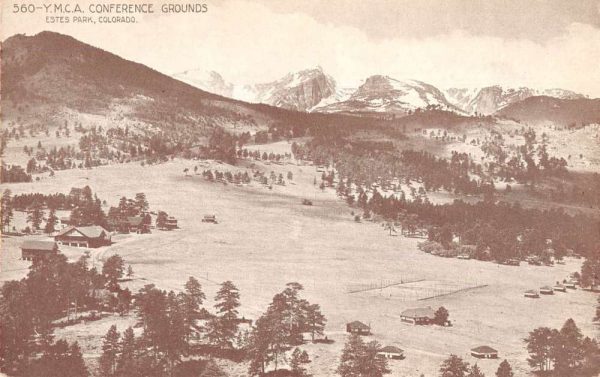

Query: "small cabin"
(539, 286), (554, 295)
(471, 346), (498, 359)
(377, 346), (404, 360)
(346, 321), (371, 335)
(400, 307), (435, 325)
(165, 216), (178, 230)
(201, 215), (217, 224)
(21, 240), (59, 261)
(564, 281), (577, 289)
(553, 284), (567, 292)
(524, 290), (539, 298)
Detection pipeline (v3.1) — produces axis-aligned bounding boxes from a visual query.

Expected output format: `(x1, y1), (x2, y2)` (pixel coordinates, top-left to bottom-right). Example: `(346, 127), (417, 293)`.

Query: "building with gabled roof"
(346, 321), (371, 335)
(55, 226), (111, 248)
(377, 346), (404, 360)
(400, 306), (436, 325)
(471, 345), (498, 359)
(21, 240), (59, 260)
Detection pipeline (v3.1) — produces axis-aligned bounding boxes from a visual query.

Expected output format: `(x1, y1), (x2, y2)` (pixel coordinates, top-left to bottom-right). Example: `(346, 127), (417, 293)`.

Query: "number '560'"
(13, 4), (37, 13)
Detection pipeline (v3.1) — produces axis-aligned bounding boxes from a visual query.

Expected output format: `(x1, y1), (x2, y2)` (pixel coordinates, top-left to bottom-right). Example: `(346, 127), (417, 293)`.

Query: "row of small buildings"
(345, 307), (499, 361)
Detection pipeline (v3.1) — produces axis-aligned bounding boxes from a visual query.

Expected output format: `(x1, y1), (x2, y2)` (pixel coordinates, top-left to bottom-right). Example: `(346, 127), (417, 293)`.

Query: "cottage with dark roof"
(377, 346), (404, 360)
(471, 346), (498, 359)
(55, 226), (111, 248)
(346, 321), (371, 335)
(21, 240), (59, 261)
(400, 306), (436, 325)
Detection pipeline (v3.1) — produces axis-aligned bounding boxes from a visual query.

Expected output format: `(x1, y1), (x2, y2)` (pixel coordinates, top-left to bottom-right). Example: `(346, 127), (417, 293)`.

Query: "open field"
(1, 157), (598, 377)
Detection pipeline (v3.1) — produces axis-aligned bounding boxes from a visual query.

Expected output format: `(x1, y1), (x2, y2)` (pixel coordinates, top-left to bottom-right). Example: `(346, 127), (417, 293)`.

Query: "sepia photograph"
(1, 1), (600, 376)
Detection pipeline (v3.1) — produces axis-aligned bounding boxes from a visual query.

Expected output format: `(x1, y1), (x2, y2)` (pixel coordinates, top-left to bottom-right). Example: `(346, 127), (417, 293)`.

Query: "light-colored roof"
(127, 217), (144, 226)
(471, 346), (498, 354)
(379, 346), (404, 354)
(21, 240), (57, 251)
(56, 225), (109, 239)
(400, 306), (435, 319)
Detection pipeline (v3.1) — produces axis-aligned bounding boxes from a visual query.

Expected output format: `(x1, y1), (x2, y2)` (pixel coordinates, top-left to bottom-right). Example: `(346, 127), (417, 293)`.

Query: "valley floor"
(0, 158), (597, 377)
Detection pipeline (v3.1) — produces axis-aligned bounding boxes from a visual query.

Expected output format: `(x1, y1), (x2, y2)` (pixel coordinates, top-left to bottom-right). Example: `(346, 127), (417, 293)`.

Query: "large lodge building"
(55, 225), (112, 248)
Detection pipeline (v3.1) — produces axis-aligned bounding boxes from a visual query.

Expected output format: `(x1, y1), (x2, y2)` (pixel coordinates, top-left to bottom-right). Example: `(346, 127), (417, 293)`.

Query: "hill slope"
(496, 96), (600, 125)
(0, 31), (311, 137)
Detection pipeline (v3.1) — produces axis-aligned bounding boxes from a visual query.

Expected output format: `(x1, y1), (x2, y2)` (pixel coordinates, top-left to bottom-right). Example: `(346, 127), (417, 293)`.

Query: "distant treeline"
(356, 191), (599, 262)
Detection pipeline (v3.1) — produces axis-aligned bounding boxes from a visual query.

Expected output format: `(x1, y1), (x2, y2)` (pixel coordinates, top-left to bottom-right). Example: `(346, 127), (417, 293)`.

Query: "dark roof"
(347, 321), (370, 330)
(379, 346), (404, 354)
(471, 346), (498, 354)
(400, 307), (435, 319)
(21, 240), (58, 251)
(56, 225), (109, 238)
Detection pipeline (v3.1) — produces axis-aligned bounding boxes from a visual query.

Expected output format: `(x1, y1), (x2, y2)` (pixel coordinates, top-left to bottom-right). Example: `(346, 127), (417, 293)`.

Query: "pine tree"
(439, 354), (470, 377)
(337, 334), (390, 377)
(45, 208), (58, 234)
(27, 201), (44, 231)
(554, 318), (584, 375)
(214, 281), (241, 346)
(525, 327), (556, 371)
(182, 277), (206, 341)
(103, 255), (125, 291)
(290, 348), (311, 377)
(116, 326), (137, 375)
(1, 189), (13, 232)
(305, 303), (326, 341)
(495, 360), (513, 377)
(66, 342), (89, 377)
(99, 325), (121, 377)
(134, 193), (149, 214)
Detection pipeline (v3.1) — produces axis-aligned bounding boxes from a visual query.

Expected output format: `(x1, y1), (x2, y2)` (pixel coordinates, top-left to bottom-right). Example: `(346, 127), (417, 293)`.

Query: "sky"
(2, 0), (600, 96)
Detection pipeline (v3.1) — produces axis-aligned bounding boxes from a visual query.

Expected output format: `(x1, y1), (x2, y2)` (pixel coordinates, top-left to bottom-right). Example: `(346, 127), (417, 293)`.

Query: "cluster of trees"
(0, 163), (32, 183)
(481, 127), (568, 184)
(9, 190), (91, 211)
(337, 334), (389, 377)
(237, 148), (291, 162)
(292, 138), (488, 197)
(106, 193), (151, 231)
(96, 278), (241, 377)
(349, 187), (598, 263)
(199, 169), (252, 185)
(525, 319), (600, 376)
(247, 283), (326, 375)
(438, 354), (514, 377)
(68, 186), (108, 228)
(0, 253), (131, 375)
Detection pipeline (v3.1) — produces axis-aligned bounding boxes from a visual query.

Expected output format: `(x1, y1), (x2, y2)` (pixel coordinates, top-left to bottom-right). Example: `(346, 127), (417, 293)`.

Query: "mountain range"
(173, 67), (590, 117)
(2, 31), (598, 133)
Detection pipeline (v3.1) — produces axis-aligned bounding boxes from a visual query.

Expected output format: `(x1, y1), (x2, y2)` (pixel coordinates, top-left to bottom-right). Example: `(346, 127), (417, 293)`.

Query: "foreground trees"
(337, 334), (389, 377)
(0, 254), (105, 375)
(247, 283), (326, 376)
(525, 318), (600, 376)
